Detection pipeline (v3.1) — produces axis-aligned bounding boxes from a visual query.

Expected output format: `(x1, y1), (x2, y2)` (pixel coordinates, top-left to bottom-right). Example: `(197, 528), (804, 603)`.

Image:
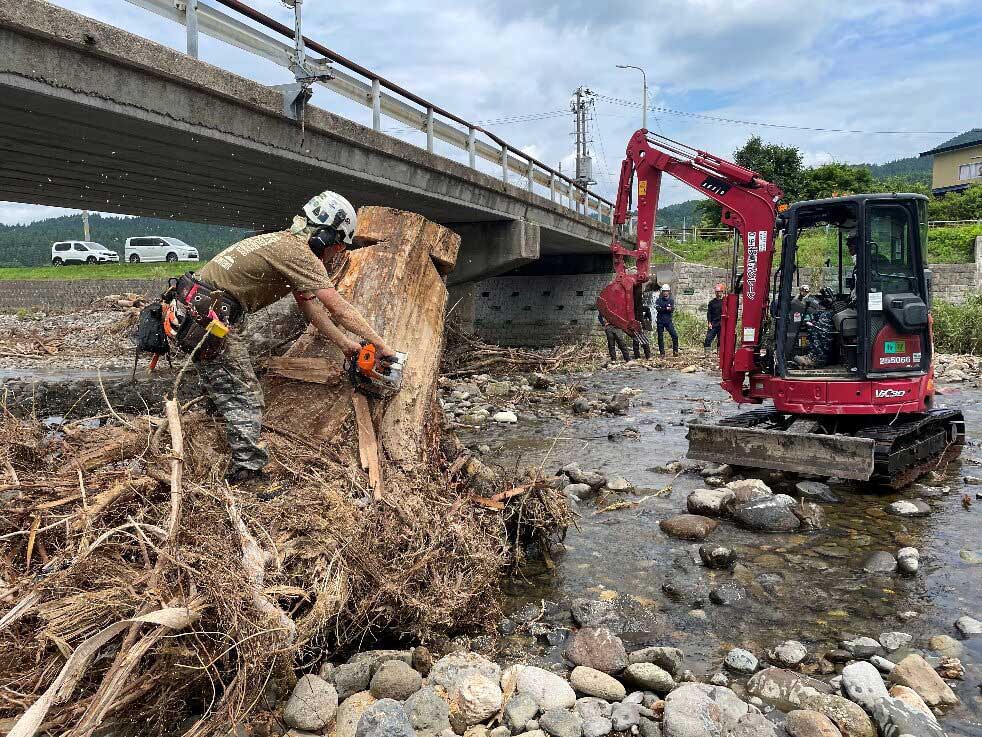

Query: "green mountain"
(0, 213), (249, 267)
(656, 199), (702, 229)
(865, 155), (931, 184)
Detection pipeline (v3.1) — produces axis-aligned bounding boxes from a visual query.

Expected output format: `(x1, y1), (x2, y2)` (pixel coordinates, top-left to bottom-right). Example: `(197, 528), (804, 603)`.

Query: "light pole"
(616, 64), (647, 131)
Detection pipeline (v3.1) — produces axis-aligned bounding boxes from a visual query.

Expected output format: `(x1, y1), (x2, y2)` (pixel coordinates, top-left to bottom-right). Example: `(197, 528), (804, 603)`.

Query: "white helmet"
(302, 190), (357, 246)
(661, 284), (671, 292)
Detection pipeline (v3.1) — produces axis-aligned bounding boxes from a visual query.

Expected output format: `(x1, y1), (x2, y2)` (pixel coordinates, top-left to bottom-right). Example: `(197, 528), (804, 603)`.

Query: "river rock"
(896, 547), (919, 575)
(746, 668), (832, 711)
(570, 666), (626, 701)
(955, 615), (982, 635)
(886, 499), (930, 517)
(800, 693), (875, 737)
(889, 654), (958, 706)
(869, 656), (895, 674)
(583, 716), (614, 737)
(564, 483), (593, 501)
(662, 683), (748, 737)
(698, 543), (736, 569)
(887, 685), (934, 718)
(841, 661), (887, 713)
(354, 699), (414, 737)
(927, 634), (963, 658)
(493, 411), (518, 423)
(570, 598), (624, 629)
(721, 713), (780, 737)
(515, 665), (577, 710)
(335, 661), (373, 700)
(724, 478), (773, 502)
(611, 702), (641, 731)
(842, 636), (882, 658)
(871, 696), (945, 737)
(504, 693), (540, 732)
(767, 640), (808, 668)
(486, 381), (513, 397)
(878, 632), (912, 652)
(567, 467), (607, 488)
(784, 710), (843, 737)
(862, 551), (897, 574)
(336, 692), (376, 737)
(429, 652), (501, 692)
(687, 488), (734, 516)
(565, 627), (627, 673)
(623, 662), (676, 694)
(731, 495), (800, 532)
(724, 648), (758, 674)
(284, 675), (339, 731)
(538, 707), (584, 737)
(369, 660), (421, 701)
(795, 481), (841, 503)
(450, 673), (503, 726)
(404, 686), (451, 735)
(629, 646), (684, 677)
(575, 697), (613, 721)
(709, 583), (747, 606)
(659, 514), (719, 540)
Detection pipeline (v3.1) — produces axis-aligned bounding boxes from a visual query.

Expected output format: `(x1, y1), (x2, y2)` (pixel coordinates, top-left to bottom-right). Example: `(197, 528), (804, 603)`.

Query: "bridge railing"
(123, 0), (615, 224)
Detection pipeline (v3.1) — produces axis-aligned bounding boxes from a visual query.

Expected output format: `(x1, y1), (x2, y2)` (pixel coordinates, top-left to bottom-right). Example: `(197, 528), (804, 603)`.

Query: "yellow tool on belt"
(347, 342), (407, 397)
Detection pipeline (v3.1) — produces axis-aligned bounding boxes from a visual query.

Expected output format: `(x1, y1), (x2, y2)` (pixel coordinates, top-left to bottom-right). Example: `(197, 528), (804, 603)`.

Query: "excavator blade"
(597, 274), (642, 335)
(686, 422), (877, 480)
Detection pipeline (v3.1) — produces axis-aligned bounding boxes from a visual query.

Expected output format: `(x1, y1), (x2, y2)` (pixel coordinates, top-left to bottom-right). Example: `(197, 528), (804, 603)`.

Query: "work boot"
(673, 350), (679, 357)
(225, 467), (270, 487)
(704, 346), (710, 356)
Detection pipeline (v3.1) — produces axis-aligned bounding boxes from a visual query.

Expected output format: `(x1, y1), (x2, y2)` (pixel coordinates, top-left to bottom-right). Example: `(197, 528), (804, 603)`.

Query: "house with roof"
(920, 129), (982, 196)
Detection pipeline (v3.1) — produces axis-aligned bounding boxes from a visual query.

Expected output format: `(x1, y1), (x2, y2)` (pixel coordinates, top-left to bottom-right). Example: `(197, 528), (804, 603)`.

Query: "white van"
(51, 241), (120, 266)
(124, 236), (199, 263)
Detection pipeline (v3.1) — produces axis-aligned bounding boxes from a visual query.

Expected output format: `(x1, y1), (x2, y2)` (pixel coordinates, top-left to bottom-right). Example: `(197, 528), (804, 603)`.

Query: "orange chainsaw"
(347, 342), (407, 397)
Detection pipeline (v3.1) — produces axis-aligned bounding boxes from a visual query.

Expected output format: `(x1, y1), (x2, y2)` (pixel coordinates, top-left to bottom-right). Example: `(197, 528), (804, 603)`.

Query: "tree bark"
(263, 207), (459, 466)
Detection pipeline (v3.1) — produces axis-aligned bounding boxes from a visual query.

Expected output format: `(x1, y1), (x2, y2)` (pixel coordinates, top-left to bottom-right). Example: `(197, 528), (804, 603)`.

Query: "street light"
(616, 64), (647, 131)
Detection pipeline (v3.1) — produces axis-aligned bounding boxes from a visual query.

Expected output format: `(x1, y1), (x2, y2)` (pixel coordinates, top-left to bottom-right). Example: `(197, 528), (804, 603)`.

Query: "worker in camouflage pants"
(197, 319), (268, 474)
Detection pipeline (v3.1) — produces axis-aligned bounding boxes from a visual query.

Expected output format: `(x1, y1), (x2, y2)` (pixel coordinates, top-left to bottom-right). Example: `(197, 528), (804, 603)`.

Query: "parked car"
(51, 241), (120, 266)
(124, 236), (199, 263)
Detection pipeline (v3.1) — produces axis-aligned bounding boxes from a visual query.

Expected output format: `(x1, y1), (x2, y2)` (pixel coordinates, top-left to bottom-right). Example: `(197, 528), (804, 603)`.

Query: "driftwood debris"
(265, 206), (460, 465)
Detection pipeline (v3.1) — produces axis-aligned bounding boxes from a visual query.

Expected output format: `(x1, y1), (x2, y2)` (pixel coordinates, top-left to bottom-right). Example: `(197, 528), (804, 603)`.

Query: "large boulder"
(766, 640), (807, 669)
(800, 693), (875, 737)
(783, 709), (843, 737)
(889, 654), (958, 706)
(687, 488), (734, 517)
(515, 665), (577, 711)
(731, 495), (800, 532)
(335, 692), (376, 737)
(840, 662), (887, 713)
(283, 674), (339, 732)
(570, 666), (627, 701)
(404, 686), (451, 736)
(565, 627), (628, 674)
(659, 514), (719, 541)
(354, 699), (414, 737)
(623, 662), (676, 694)
(662, 683), (748, 737)
(746, 668), (832, 712)
(450, 673), (503, 727)
(369, 660), (422, 701)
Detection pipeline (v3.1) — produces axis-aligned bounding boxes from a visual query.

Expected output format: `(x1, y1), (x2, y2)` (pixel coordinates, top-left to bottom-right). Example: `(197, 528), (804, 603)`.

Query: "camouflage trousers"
(197, 321), (268, 474)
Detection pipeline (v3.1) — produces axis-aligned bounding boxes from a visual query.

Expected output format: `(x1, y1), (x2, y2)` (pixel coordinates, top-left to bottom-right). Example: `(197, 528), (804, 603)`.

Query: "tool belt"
(162, 273), (244, 361)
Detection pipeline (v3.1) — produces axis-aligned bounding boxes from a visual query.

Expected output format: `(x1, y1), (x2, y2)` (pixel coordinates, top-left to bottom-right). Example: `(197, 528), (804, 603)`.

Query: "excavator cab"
(771, 194), (932, 383)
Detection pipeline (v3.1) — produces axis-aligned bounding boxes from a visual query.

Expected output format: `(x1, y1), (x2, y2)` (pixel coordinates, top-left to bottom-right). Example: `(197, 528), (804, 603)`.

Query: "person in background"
(654, 284), (679, 357)
(633, 301), (653, 359)
(598, 311), (631, 362)
(704, 283), (724, 355)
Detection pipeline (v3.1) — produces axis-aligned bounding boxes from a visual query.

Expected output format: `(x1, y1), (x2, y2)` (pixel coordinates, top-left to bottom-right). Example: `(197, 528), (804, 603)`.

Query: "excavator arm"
(597, 130), (783, 402)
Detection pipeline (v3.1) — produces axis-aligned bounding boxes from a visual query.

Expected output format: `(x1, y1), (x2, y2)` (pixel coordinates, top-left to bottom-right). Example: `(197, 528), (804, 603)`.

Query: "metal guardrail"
(123, 0), (614, 222)
(927, 220), (982, 228)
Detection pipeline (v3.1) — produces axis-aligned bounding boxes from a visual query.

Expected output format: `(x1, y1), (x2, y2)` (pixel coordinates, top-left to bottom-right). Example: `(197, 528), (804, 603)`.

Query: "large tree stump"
(263, 207), (459, 466)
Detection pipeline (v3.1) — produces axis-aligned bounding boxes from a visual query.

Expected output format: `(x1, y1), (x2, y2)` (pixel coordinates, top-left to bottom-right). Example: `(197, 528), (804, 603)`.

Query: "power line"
(383, 109), (570, 134)
(594, 94), (958, 136)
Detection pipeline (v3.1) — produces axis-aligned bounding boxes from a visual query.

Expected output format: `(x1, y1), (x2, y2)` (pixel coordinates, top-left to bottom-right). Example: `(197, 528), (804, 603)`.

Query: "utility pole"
(570, 87), (596, 190)
(82, 210), (90, 241)
(615, 65), (648, 131)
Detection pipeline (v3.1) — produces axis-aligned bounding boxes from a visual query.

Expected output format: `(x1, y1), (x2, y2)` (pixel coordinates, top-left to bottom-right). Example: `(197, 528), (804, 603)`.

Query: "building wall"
(932, 144), (982, 190)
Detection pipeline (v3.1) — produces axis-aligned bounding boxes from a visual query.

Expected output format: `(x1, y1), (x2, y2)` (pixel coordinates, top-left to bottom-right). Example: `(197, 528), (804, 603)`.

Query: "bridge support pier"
(447, 220), (540, 286)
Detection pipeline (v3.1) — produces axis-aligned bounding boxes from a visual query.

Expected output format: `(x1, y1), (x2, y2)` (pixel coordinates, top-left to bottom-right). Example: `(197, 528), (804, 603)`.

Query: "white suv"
(125, 236), (199, 263)
(51, 241), (120, 266)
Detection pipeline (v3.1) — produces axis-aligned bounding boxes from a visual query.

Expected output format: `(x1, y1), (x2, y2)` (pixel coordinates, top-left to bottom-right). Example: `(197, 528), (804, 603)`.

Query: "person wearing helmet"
(195, 190), (395, 485)
(654, 283), (679, 357)
(704, 283), (725, 355)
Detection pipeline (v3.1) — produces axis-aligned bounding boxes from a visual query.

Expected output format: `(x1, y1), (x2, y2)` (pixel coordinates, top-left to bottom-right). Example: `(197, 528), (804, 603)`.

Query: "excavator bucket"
(596, 273), (642, 336)
(686, 422), (877, 481)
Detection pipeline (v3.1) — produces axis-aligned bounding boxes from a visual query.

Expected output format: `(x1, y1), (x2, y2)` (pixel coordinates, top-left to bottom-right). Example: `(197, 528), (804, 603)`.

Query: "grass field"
(0, 262), (205, 281)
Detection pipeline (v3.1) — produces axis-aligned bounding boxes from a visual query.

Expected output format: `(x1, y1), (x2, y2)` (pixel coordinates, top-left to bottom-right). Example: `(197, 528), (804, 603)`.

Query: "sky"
(2, 0), (981, 225)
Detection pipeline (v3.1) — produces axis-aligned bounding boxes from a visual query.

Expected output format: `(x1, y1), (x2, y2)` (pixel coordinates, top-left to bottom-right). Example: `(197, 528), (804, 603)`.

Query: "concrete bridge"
(0, 0), (622, 284)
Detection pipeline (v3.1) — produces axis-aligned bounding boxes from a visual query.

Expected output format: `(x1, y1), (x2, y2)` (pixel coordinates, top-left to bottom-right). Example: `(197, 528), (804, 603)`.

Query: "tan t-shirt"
(199, 231), (334, 312)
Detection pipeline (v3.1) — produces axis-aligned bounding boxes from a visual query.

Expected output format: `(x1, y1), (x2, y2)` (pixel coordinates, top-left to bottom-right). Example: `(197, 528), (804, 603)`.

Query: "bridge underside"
(0, 2), (618, 282)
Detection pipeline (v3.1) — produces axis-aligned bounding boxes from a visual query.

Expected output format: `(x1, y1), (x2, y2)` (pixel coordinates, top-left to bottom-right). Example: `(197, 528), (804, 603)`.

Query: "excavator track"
(688, 408), (965, 488)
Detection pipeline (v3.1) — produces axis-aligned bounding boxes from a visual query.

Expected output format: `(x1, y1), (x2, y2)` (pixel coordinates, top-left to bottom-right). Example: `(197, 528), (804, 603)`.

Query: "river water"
(463, 366), (982, 735)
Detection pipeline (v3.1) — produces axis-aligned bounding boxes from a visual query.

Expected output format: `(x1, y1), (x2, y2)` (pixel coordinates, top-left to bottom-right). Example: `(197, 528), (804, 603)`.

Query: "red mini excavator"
(597, 130), (964, 486)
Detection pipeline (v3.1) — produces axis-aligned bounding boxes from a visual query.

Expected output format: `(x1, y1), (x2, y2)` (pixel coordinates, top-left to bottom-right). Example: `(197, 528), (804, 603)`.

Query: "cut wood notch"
(351, 391), (384, 500)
